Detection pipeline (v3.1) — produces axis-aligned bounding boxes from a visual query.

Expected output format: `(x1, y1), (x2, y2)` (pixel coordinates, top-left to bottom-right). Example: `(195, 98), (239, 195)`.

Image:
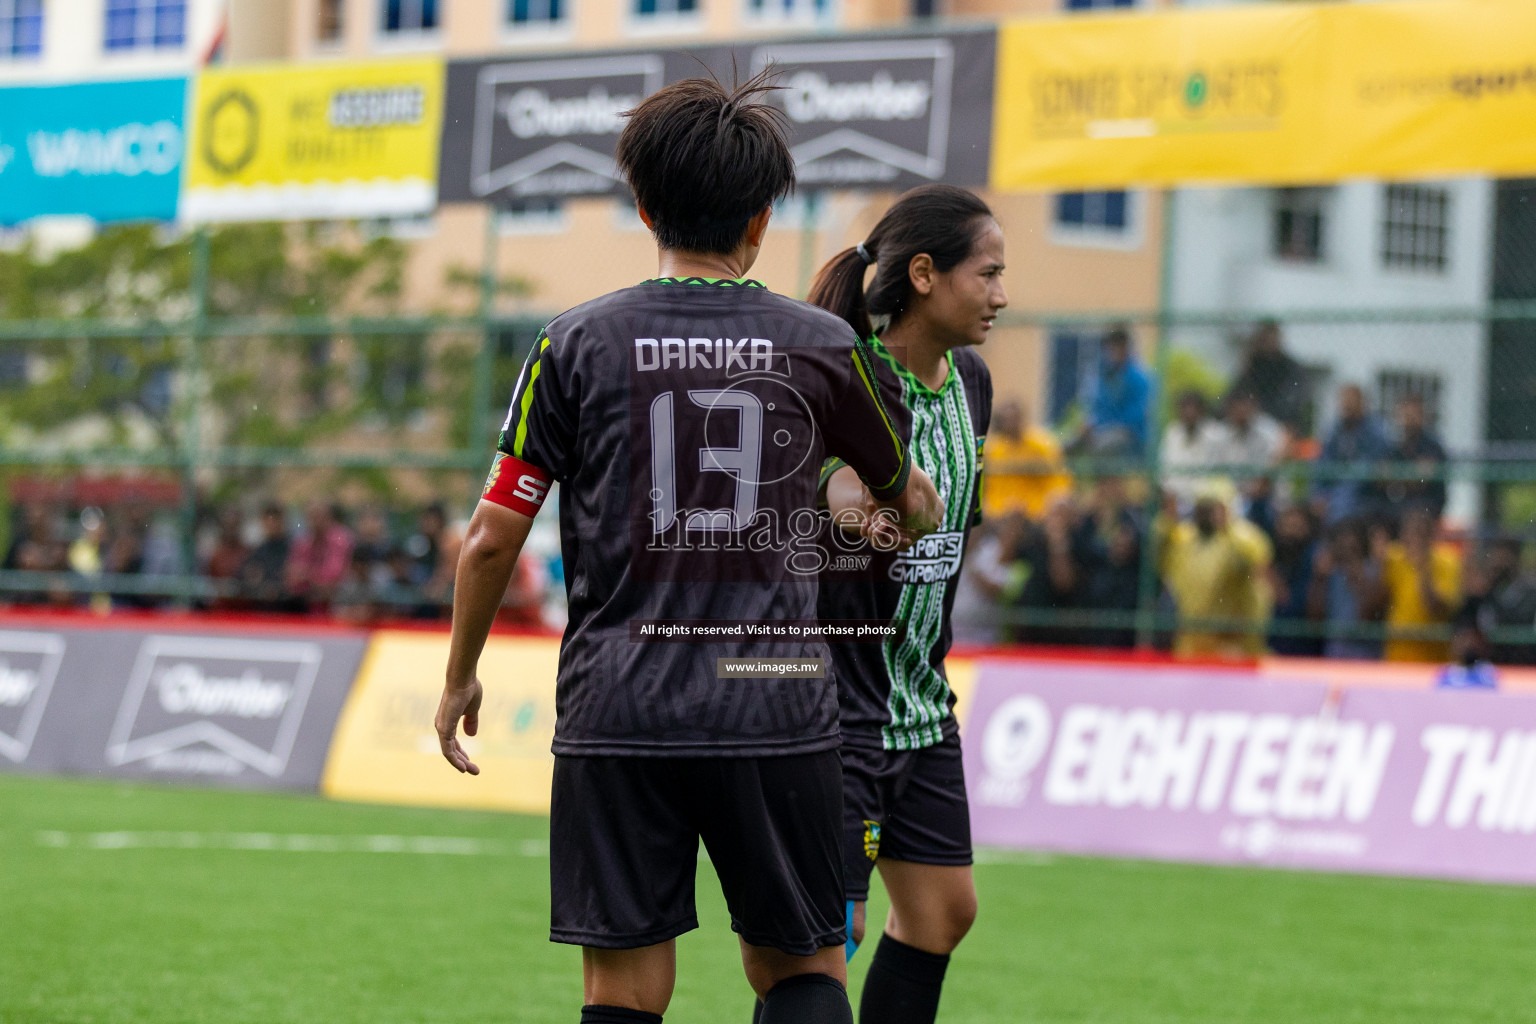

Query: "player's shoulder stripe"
(511, 330), (553, 459)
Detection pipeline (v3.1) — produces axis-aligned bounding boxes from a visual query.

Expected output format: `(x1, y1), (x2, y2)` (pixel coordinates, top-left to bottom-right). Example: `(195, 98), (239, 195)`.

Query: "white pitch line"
(34, 831), (550, 857)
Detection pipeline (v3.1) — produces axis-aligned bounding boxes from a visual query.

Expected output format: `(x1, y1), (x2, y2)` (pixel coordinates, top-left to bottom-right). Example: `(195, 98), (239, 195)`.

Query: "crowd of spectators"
(4, 320), (1531, 673)
(963, 321), (1535, 675)
(0, 498), (560, 628)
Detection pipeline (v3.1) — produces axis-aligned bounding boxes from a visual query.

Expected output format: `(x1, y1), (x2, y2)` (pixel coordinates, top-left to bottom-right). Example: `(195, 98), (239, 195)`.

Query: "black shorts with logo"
(549, 751), (846, 956)
(842, 730), (973, 902)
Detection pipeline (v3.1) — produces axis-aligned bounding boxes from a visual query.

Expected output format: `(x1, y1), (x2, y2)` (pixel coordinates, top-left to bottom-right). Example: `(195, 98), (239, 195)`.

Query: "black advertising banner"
(0, 625), (366, 791)
(437, 27), (995, 204)
(746, 30), (994, 191)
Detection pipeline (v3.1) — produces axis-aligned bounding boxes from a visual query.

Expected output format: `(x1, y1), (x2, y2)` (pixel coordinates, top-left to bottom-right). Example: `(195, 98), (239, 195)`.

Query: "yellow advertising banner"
(1323, 0), (1536, 180)
(322, 631), (558, 814)
(991, 0), (1536, 190)
(183, 58), (443, 222)
(991, 3), (1324, 189)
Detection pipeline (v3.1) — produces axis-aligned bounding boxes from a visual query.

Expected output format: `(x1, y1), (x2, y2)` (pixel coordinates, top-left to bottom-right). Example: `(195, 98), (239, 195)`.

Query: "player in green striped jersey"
(814, 187), (1006, 1024)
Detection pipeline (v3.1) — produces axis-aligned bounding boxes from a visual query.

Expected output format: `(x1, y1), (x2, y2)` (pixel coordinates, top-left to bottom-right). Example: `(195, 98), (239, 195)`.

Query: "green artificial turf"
(2, 772), (1533, 1024)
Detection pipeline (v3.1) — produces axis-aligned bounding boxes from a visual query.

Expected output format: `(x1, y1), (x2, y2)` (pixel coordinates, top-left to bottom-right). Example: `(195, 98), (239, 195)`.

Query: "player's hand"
(877, 466), (945, 542)
(435, 677), (483, 775)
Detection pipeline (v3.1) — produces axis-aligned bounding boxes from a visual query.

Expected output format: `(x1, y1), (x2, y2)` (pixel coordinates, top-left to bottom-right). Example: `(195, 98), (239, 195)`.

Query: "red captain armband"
(482, 453), (554, 516)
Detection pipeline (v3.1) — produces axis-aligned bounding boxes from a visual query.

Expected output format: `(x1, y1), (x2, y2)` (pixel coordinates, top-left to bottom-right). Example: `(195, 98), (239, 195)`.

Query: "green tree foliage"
(0, 222), (447, 455)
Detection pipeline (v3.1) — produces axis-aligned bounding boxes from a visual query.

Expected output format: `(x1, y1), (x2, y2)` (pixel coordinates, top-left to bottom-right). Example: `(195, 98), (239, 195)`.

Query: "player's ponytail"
(809, 185), (994, 340)
(808, 245), (878, 342)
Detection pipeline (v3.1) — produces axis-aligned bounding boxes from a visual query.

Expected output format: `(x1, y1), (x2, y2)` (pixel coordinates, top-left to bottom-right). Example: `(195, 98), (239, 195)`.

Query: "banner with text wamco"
(965, 662), (1536, 887)
(437, 27), (995, 206)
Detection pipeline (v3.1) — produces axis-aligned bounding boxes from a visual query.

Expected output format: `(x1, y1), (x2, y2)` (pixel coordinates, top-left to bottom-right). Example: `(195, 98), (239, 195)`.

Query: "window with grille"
(318, 0), (344, 42)
(1057, 191), (1128, 232)
(633, 0), (697, 16)
(1381, 184), (1451, 273)
(1272, 187), (1328, 263)
(0, 0), (41, 57)
(382, 0), (440, 33)
(1052, 190), (1142, 249)
(1377, 370), (1443, 432)
(1048, 331), (1103, 425)
(104, 0), (185, 50)
(745, 0), (829, 21)
(509, 0), (566, 26)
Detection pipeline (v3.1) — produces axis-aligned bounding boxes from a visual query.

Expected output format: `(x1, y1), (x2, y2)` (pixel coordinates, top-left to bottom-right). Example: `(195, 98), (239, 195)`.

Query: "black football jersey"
(496, 278), (911, 757)
(818, 340), (991, 751)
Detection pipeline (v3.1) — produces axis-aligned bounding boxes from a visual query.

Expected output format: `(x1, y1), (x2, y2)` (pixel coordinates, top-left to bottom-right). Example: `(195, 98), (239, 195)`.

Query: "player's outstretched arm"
(436, 500), (535, 775)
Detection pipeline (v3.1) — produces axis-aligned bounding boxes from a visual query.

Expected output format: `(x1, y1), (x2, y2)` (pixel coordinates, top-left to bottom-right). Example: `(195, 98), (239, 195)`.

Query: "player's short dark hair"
(615, 69), (795, 256)
(809, 185), (994, 341)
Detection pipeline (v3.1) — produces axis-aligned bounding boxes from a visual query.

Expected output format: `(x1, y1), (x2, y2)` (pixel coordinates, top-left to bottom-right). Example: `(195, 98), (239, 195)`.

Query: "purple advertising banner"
(964, 661), (1536, 886)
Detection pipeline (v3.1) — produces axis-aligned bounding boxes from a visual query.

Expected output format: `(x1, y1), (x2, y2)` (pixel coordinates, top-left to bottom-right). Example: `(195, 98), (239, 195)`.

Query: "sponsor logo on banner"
(751, 39), (953, 185)
(0, 632), (65, 764)
(183, 58), (443, 222)
(966, 663), (1536, 886)
(0, 77), (186, 224)
(470, 55), (663, 200)
(105, 636), (321, 777)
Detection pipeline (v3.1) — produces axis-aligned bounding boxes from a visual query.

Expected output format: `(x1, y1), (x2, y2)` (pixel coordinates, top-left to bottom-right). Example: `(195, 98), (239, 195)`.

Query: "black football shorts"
(549, 751), (846, 956)
(842, 730), (973, 902)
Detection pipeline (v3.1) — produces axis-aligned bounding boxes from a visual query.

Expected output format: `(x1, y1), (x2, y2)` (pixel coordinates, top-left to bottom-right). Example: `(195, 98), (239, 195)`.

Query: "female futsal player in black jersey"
(813, 185), (1006, 1024)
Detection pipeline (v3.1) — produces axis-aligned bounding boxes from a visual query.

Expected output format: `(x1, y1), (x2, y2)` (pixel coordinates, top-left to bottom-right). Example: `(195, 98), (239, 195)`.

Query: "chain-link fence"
(5, 206), (1536, 665)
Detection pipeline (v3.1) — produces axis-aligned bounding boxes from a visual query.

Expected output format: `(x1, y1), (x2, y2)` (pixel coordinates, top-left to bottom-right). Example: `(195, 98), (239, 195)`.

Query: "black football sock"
(757, 973), (853, 1024)
(580, 1005), (662, 1024)
(751, 998), (763, 1023)
(858, 933), (950, 1024)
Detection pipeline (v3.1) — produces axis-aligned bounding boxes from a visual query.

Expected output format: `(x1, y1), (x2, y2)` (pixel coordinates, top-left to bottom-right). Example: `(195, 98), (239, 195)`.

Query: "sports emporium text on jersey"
(887, 530), (965, 584)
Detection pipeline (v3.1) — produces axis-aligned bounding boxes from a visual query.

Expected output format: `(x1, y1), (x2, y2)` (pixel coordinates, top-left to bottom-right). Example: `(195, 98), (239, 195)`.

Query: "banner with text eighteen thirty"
(183, 58), (443, 223)
(990, 0), (1536, 189)
(965, 662), (1536, 887)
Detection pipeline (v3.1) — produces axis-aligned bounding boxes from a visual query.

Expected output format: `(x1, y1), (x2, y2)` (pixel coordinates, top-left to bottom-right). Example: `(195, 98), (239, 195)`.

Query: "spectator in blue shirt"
(1070, 325), (1151, 457)
(1437, 601), (1498, 690)
(1317, 383), (1391, 524)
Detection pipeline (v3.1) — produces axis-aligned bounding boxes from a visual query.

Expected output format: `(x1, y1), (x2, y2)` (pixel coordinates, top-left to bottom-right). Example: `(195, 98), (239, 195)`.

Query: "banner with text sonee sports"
(437, 27), (995, 206)
(0, 77), (186, 224)
(183, 58), (444, 222)
(965, 661), (1536, 887)
(990, 0), (1536, 189)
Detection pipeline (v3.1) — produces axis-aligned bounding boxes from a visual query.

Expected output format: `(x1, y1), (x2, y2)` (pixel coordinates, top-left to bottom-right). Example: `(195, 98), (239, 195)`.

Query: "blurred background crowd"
(1, 318), (1531, 674)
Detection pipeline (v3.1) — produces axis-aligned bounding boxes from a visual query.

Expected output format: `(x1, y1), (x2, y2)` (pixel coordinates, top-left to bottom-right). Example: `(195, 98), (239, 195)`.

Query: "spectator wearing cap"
(1158, 479), (1273, 659)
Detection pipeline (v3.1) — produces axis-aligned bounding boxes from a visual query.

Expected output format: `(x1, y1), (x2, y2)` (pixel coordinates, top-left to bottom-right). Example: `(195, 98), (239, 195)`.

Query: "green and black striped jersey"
(818, 337), (991, 751)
